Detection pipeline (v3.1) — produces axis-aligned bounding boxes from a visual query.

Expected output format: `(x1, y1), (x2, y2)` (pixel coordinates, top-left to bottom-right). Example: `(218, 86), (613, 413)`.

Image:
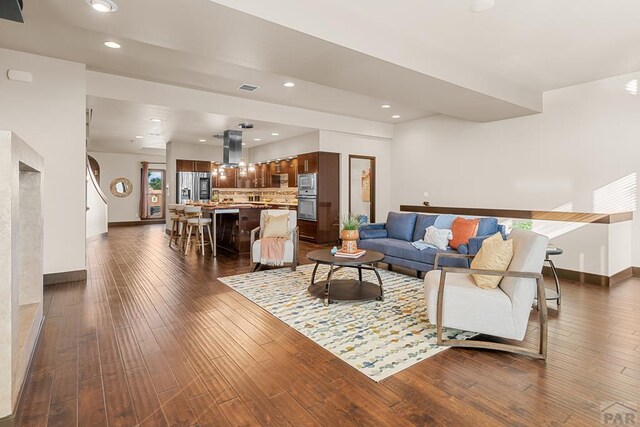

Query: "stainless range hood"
(223, 130), (242, 165)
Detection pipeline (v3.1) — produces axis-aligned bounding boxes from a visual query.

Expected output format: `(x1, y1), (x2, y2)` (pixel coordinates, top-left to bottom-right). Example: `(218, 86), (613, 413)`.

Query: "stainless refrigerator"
(176, 172), (211, 204)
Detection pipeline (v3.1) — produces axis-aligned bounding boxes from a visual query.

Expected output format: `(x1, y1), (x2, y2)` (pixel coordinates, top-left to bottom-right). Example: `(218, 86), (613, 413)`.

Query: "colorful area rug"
(219, 264), (475, 382)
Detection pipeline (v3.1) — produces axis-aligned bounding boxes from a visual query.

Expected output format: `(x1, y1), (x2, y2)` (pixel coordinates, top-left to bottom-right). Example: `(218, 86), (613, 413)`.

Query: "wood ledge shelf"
(399, 205), (633, 224)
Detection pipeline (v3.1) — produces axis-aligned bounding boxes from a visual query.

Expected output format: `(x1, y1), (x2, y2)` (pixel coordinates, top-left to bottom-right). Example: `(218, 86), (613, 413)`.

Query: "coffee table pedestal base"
(308, 280), (383, 306)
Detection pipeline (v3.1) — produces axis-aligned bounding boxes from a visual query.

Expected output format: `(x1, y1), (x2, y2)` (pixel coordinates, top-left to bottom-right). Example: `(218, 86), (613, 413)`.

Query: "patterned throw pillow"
(470, 232), (514, 289)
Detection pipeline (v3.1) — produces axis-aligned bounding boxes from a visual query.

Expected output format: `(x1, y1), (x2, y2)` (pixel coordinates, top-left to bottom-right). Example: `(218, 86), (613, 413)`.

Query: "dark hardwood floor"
(14, 224), (640, 426)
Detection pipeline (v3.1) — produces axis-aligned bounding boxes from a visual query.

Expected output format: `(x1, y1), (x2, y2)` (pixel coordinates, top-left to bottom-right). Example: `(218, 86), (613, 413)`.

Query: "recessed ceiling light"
(86, 0), (118, 13)
(271, 133), (279, 136)
(254, 138), (261, 141)
(392, 115), (400, 119)
(284, 82), (295, 88)
(147, 132), (163, 137)
(135, 135), (144, 139)
(150, 118), (163, 122)
(199, 139), (206, 142)
(276, 158), (282, 161)
(104, 41), (121, 49)
(381, 104), (391, 109)
(626, 79), (638, 95)
(470, 0), (495, 13)
(242, 143), (247, 146)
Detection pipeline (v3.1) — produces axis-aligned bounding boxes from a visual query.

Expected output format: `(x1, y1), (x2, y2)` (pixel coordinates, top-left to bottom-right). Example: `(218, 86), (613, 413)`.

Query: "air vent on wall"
(238, 122), (253, 129)
(238, 84), (259, 92)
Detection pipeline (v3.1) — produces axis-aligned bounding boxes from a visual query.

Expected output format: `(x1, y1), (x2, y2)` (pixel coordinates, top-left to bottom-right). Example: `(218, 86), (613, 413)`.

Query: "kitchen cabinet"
(176, 159), (193, 172)
(298, 152), (318, 174)
(176, 159), (214, 172)
(256, 164), (270, 188)
(297, 151), (340, 244)
(217, 168), (237, 188)
(288, 158), (298, 187)
(195, 161), (212, 172)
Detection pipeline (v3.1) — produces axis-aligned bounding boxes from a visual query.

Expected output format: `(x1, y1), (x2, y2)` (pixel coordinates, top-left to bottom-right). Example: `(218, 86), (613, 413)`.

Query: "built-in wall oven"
(298, 196), (317, 221)
(297, 173), (318, 221)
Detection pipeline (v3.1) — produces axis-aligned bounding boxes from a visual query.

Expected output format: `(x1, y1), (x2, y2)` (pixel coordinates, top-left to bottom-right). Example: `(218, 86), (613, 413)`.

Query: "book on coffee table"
(335, 249), (367, 258)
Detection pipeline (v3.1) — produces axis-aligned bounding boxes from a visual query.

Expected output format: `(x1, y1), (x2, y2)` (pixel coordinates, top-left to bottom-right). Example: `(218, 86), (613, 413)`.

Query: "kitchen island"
(201, 204), (294, 256)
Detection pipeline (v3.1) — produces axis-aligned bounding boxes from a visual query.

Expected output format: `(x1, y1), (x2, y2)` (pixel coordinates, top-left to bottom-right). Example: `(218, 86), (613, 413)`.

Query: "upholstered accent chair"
(424, 229), (550, 359)
(250, 210), (299, 271)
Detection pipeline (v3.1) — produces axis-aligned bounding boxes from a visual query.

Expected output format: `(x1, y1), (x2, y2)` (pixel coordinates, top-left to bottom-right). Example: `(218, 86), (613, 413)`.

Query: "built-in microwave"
(297, 196), (317, 221)
(298, 173), (317, 196)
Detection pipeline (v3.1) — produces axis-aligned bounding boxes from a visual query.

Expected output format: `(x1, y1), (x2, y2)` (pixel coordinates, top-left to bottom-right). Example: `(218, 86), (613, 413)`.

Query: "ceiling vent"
(238, 84), (259, 92)
(0, 0), (24, 22)
(238, 122), (254, 129)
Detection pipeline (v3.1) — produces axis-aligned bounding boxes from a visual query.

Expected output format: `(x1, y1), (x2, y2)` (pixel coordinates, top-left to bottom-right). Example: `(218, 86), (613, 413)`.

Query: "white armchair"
(250, 209), (299, 271)
(424, 229), (549, 359)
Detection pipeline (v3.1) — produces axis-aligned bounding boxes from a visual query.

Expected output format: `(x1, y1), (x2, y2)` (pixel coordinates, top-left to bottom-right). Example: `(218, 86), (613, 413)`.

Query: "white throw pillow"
(423, 226), (452, 250)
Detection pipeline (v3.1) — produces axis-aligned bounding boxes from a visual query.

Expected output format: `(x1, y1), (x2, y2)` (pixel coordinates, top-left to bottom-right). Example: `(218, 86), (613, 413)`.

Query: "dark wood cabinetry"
(298, 219), (318, 241)
(298, 152), (318, 174)
(298, 151), (340, 245)
(288, 158), (298, 187)
(176, 159), (212, 172)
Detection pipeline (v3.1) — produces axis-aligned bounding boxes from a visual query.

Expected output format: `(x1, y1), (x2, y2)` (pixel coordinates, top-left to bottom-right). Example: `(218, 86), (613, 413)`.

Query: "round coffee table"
(307, 249), (385, 306)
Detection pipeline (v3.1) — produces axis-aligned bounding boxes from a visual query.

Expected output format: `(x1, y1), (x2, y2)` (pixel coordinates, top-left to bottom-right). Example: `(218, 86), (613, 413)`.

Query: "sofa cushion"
(385, 212), (417, 241)
(450, 217), (479, 250)
(477, 217), (499, 236)
(412, 214), (438, 242)
(424, 270), (517, 339)
(358, 238), (467, 267)
(433, 214), (457, 230)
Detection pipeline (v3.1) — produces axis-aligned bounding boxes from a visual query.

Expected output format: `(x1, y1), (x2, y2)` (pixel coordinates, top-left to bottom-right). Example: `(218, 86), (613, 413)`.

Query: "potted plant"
(340, 214), (361, 253)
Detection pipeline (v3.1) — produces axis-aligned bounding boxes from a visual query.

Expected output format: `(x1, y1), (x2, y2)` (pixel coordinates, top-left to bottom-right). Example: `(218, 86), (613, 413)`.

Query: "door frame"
(146, 168), (166, 219)
(348, 155), (376, 223)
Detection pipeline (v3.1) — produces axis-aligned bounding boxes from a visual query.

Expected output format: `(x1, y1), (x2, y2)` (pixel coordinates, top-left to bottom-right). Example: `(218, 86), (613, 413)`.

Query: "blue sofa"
(358, 212), (506, 277)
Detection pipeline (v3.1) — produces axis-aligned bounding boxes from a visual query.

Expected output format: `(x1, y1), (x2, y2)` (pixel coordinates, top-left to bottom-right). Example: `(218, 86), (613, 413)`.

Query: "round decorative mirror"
(110, 177), (133, 198)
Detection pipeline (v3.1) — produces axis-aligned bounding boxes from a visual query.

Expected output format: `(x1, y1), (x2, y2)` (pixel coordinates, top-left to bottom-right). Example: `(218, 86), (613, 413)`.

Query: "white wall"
(392, 71), (640, 275)
(88, 151), (166, 223)
(0, 49), (86, 275)
(249, 131), (319, 163)
(319, 130), (392, 223)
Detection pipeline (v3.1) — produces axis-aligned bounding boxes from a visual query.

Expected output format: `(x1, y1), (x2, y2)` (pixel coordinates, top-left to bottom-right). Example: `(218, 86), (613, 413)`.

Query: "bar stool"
(544, 246), (563, 305)
(184, 206), (214, 256)
(175, 205), (188, 250)
(168, 204), (181, 248)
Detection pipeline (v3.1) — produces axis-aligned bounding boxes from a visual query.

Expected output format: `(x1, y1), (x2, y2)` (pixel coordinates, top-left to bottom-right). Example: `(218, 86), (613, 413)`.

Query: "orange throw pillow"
(449, 217), (480, 250)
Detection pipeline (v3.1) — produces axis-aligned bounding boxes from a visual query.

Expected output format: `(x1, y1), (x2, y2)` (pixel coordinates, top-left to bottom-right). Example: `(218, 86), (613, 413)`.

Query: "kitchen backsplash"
(214, 188), (298, 203)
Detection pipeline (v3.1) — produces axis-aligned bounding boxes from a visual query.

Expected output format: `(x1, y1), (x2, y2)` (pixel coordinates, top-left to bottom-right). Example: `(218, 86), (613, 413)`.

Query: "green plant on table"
(341, 214), (361, 230)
